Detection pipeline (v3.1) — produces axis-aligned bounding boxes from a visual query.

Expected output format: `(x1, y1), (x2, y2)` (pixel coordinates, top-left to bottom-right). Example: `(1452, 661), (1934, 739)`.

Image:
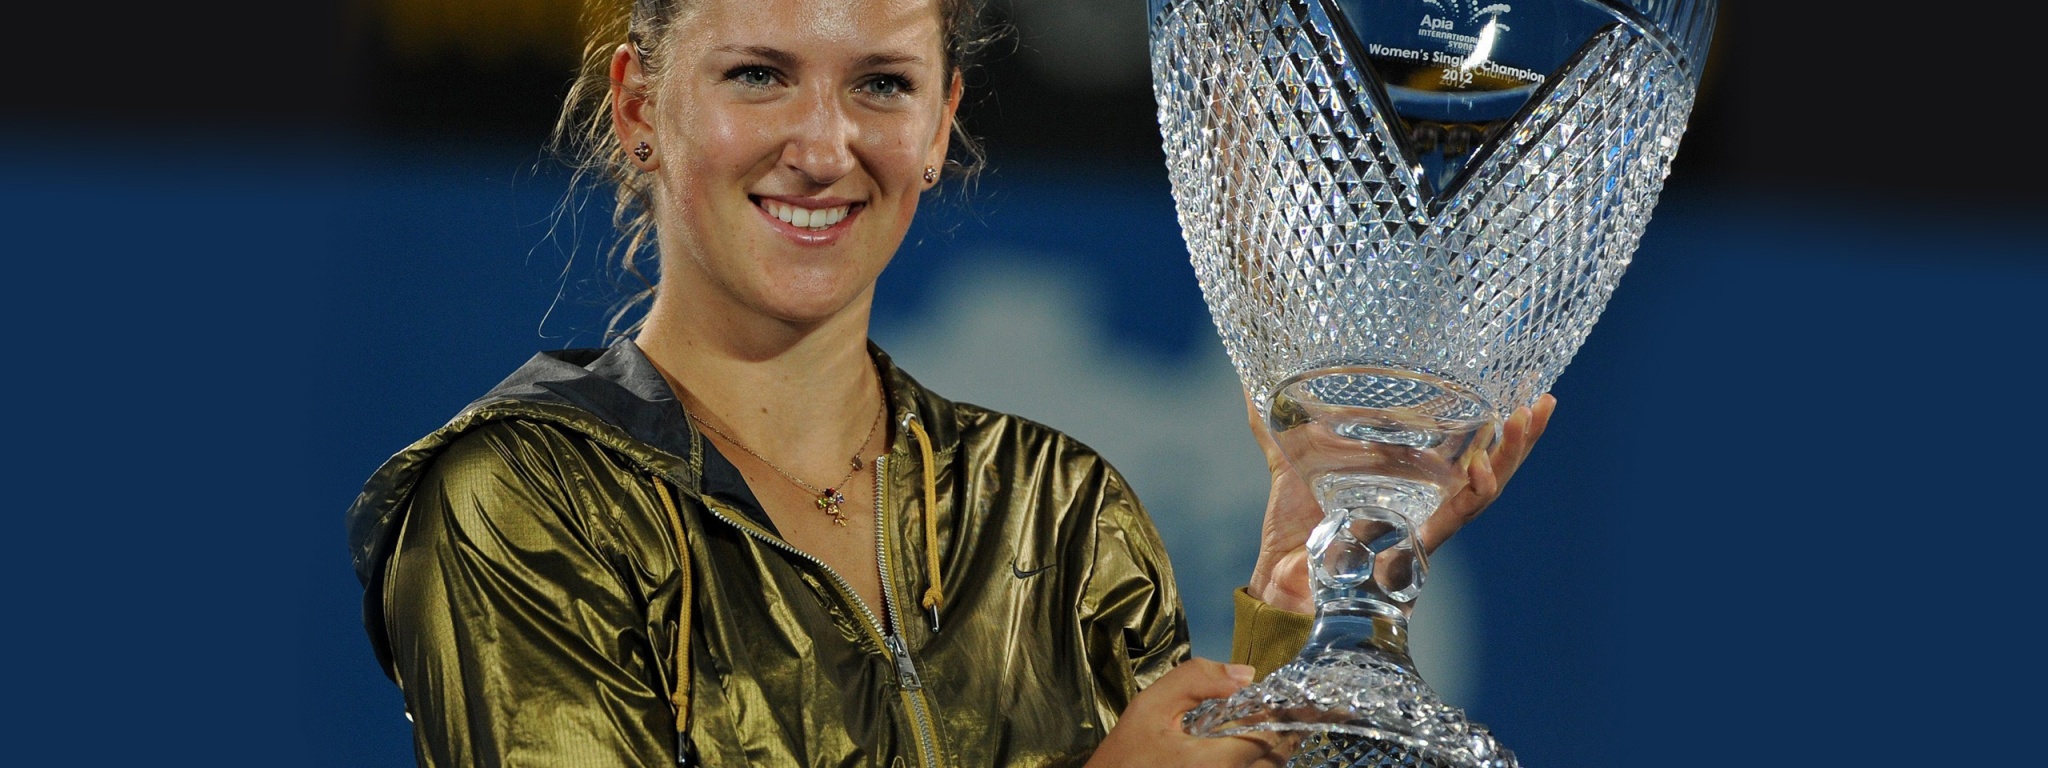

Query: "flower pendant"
(816, 488), (849, 526)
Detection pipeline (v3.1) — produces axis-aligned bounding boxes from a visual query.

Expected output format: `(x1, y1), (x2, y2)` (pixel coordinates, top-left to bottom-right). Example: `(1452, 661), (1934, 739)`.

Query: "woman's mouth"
(754, 197), (863, 232)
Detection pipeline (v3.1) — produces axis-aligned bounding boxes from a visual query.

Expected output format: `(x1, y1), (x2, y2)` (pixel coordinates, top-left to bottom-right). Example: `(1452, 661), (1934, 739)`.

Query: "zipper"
(698, 502), (890, 637)
(884, 634), (921, 690)
(695, 451), (941, 768)
(875, 454), (943, 768)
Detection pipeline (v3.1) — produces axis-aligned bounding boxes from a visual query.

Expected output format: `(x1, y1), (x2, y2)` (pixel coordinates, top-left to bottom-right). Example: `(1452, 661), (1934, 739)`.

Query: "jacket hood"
(344, 340), (959, 667)
(347, 342), (690, 589)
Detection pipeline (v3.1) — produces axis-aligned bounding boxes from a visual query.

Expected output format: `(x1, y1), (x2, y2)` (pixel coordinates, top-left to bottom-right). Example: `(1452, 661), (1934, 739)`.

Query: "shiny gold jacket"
(347, 341), (1191, 767)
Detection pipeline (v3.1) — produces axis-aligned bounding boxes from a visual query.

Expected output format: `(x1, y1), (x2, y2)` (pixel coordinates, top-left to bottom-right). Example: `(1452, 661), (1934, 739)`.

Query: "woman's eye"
(861, 75), (914, 98)
(728, 66), (777, 88)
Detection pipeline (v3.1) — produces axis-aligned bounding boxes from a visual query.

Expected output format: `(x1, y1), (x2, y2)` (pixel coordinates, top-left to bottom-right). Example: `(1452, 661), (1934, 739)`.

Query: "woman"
(344, 1), (1553, 766)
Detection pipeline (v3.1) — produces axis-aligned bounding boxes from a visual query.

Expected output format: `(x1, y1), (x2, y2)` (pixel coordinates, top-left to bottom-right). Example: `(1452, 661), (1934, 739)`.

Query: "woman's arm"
(384, 422), (673, 768)
(1075, 466), (1275, 768)
(1075, 467), (1191, 720)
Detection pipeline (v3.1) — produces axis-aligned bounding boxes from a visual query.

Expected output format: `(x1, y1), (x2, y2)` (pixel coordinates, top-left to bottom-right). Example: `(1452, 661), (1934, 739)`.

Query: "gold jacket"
(347, 341), (1216, 767)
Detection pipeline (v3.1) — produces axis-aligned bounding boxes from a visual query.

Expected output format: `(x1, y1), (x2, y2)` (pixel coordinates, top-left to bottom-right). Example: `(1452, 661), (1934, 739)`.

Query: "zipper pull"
(884, 634), (923, 691)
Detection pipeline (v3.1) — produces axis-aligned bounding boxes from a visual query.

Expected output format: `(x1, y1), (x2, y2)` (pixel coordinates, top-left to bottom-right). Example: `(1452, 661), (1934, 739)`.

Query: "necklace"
(687, 397), (885, 527)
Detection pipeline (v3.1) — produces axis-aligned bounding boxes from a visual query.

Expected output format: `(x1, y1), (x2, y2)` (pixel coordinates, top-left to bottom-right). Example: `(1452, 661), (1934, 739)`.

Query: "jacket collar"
(345, 336), (959, 680)
(466, 340), (702, 481)
(560, 337), (962, 465)
(877, 344), (958, 461)
(347, 337), (958, 588)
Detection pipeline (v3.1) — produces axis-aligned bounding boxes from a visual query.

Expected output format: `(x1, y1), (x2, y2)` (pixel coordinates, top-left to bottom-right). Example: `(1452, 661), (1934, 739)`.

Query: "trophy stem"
(1306, 475), (1440, 615)
(1183, 475), (1516, 768)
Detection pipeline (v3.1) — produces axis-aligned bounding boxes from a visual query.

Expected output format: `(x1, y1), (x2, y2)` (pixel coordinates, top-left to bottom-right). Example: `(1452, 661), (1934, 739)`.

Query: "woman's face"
(620, 0), (958, 327)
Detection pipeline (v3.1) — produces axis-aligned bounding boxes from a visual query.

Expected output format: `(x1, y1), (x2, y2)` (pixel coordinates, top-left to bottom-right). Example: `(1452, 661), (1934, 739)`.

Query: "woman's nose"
(778, 87), (858, 186)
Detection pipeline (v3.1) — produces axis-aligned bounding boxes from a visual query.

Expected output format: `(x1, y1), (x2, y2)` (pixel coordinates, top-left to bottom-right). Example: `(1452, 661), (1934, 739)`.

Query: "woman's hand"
(1085, 659), (1275, 768)
(1244, 394), (1557, 613)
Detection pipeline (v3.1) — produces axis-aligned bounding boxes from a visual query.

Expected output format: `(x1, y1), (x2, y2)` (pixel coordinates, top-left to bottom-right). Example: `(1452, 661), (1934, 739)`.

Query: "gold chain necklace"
(687, 398), (885, 527)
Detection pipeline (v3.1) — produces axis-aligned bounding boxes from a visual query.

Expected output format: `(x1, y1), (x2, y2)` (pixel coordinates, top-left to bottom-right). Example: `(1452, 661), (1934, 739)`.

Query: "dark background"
(15, 2), (2040, 201)
(5, 1), (2044, 765)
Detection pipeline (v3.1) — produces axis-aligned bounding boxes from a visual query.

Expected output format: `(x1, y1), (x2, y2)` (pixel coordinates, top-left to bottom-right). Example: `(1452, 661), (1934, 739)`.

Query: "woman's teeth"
(762, 200), (851, 230)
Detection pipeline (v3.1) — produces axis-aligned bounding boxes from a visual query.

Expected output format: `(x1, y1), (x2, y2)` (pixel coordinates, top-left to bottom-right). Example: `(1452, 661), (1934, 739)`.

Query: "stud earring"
(923, 166), (938, 183)
(633, 141), (653, 163)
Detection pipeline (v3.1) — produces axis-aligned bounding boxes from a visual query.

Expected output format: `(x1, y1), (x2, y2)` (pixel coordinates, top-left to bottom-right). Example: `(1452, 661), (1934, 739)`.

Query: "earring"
(633, 141), (653, 163)
(923, 166), (939, 183)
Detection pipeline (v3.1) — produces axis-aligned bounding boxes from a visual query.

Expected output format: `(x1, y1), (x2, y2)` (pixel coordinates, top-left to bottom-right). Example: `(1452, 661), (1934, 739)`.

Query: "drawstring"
(651, 480), (693, 737)
(652, 408), (939, 757)
(904, 413), (945, 632)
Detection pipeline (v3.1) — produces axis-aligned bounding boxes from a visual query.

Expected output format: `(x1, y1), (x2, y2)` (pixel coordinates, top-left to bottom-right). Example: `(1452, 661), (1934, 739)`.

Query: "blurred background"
(6, 1), (2044, 765)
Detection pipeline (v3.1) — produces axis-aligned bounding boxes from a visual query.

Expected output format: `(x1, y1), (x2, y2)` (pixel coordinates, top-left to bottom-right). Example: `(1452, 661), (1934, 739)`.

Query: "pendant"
(816, 488), (849, 526)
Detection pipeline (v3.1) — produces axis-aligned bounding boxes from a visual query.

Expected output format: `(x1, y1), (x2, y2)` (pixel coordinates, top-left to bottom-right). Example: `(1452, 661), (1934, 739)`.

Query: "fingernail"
(1226, 664), (1255, 685)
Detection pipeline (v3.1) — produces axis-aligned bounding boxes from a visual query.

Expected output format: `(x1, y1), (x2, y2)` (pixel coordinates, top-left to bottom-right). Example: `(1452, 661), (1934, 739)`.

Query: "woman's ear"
(927, 69), (965, 174)
(611, 44), (657, 168)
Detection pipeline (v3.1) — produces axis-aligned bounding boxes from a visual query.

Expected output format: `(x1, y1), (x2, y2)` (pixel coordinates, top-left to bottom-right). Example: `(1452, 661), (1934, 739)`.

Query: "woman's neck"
(634, 288), (885, 477)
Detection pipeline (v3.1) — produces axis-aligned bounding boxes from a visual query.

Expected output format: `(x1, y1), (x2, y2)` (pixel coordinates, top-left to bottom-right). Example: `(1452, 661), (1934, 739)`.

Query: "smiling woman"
(614, 0), (959, 331)
(551, 0), (993, 337)
(342, 1), (1548, 767)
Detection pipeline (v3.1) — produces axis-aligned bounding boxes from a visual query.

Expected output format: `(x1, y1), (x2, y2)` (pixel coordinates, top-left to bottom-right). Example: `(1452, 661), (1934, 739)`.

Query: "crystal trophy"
(1149, 1), (1715, 765)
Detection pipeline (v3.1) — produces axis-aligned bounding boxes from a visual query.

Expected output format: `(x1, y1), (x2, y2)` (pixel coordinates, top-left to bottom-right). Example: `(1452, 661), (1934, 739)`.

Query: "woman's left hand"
(1243, 394), (1557, 613)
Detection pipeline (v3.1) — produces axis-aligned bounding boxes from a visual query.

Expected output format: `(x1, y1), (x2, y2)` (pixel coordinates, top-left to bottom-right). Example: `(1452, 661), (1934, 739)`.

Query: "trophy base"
(1183, 647), (1517, 768)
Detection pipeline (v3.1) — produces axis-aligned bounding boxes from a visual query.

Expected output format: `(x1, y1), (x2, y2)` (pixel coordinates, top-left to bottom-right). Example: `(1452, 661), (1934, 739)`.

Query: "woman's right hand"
(1085, 659), (1276, 768)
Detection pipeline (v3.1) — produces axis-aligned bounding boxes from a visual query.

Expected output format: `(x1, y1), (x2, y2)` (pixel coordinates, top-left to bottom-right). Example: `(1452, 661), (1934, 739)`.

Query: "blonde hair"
(549, 0), (996, 338)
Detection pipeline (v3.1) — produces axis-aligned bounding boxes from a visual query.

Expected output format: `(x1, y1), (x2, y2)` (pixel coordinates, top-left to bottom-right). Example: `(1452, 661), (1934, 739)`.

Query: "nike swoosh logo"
(1012, 560), (1057, 579)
